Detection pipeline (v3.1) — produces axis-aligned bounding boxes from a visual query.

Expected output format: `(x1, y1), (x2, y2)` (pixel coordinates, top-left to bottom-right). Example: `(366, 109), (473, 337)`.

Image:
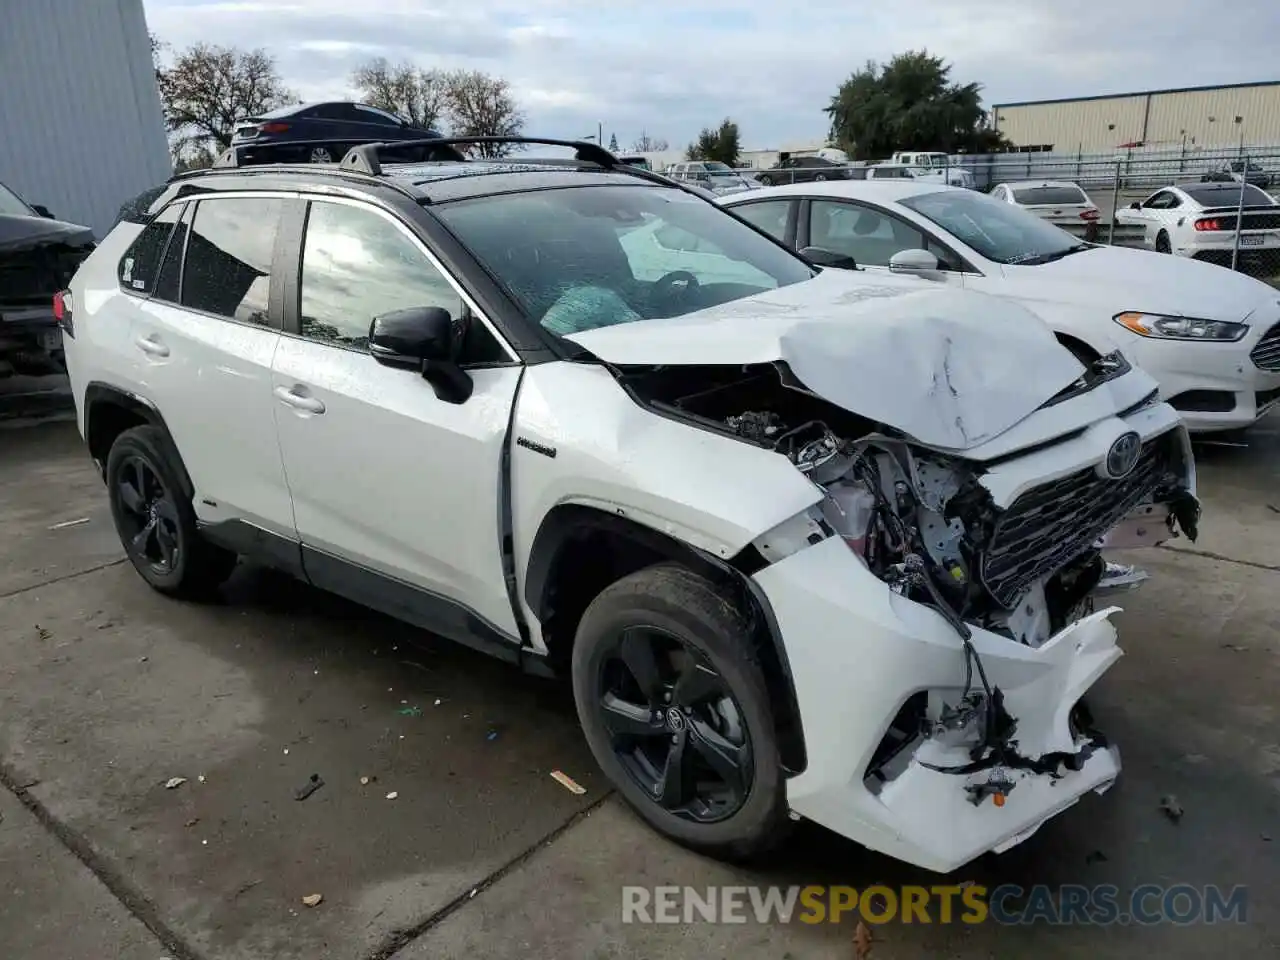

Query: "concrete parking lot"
(2, 384), (1279, 960)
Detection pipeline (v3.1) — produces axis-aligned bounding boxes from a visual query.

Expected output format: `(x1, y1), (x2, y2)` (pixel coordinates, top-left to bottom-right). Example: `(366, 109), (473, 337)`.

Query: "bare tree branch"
(441, 70), (526, 158)
(351, 58), (448, 130)
(157, 44), (297, 149)
(631, 131), (669, 152)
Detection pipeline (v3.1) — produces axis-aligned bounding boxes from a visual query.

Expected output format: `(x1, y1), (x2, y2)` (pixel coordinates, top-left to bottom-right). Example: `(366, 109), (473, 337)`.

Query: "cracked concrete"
(1, 391), (1278, 959)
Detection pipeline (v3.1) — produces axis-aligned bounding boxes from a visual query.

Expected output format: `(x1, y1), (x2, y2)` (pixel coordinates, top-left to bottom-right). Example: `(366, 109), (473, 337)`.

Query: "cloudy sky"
(145, 0), (1280, 152)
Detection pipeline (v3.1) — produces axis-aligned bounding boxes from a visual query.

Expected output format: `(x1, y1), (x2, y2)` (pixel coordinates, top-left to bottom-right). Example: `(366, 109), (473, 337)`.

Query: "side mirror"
(369, 306), (473, 404)
(32, 204), (54, 219)
(799, 246), (858, 270)
(1129, 201), (1142, 210)
(888, 248), (941, 275)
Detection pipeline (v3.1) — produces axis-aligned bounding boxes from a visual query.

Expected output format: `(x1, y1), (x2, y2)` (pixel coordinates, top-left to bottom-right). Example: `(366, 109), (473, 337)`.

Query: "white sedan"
(1113, 181), (1280, 270)
(990, 180), (1101, 238)
(719, 180), (1280, 432)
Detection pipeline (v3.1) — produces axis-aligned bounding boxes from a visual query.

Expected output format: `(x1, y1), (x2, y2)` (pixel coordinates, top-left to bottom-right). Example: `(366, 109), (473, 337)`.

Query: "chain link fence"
(670, 149), (1280, 286)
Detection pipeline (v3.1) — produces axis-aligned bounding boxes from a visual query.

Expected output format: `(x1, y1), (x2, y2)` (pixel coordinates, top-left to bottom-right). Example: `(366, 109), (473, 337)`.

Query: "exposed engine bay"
(623, 359), (1201, 796)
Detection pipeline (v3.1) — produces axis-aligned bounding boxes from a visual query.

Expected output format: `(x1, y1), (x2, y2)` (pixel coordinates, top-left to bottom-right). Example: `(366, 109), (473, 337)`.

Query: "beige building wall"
(992, 83), (1280, 152)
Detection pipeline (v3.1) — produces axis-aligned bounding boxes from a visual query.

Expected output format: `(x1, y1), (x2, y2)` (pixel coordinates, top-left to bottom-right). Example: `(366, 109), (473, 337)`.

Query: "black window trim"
(795, 196), (983, 275)
(283, 192), (521, 367)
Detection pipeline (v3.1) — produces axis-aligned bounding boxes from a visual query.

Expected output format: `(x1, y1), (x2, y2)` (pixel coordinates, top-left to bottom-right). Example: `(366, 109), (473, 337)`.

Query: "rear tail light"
(53, 290), (74, 338)
(1080, 208), (1100, 220)
(260, 122), (291, 134)
(1194, 218), (1224, 231)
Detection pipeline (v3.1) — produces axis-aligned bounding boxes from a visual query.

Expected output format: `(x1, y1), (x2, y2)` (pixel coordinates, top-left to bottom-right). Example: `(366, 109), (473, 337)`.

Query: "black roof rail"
(339, 137), (618, 176)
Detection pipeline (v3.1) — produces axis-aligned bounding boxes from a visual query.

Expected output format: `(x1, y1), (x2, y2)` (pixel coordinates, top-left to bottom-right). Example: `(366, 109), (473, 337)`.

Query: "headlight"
(1113, 311), (1248, 342)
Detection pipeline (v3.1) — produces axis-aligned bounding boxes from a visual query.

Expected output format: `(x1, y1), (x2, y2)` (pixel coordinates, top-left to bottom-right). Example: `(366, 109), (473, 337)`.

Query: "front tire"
(571, 563), (790, 861)
(106, 426), (237, 599)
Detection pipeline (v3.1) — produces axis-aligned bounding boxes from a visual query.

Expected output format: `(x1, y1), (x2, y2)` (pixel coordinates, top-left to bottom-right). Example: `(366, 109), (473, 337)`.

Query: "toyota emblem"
(1103, 431), (1142, 479)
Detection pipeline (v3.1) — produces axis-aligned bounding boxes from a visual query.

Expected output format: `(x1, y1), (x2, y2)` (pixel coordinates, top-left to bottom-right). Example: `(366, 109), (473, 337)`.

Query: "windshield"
(0, 181), (34, 216)
(434, 184), (815, 336)
(1012, 185), (1088, 205)
(1183, 183), (1274, 207)
(900, 189), (1087, 264)
(702, 162), (733, 172)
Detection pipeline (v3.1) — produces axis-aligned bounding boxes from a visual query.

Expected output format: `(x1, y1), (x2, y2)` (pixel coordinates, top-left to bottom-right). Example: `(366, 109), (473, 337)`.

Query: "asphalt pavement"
(1, 383), (1278, 959)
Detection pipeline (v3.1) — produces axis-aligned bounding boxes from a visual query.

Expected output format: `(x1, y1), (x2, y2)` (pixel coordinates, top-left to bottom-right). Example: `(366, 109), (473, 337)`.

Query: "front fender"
(510, 361), (822, 589)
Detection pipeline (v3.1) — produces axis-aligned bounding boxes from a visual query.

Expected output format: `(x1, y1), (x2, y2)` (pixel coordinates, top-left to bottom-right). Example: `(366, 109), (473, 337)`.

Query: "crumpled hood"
(0, 214), (95, 254)
(567, 269), (1087, 449)
(1006, 244), (1278, 321)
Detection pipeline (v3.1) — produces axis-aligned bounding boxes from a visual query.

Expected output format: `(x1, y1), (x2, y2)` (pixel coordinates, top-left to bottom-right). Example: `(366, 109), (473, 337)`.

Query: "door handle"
(273, 384), (326, 414)
(135, 335), (169, 357)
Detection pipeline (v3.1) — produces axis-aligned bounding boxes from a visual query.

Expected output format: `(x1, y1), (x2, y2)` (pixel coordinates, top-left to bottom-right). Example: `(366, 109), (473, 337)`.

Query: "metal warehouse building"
(991, 81), (1280, 153)
(0, 0), (171, 237)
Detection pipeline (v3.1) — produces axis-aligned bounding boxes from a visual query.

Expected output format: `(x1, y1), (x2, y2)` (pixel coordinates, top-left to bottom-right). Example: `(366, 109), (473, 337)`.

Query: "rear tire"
(571, 563), (790, 862)
(1155, 231), (1171, 254)
(758, 175), (774, 186)
(106, 426), (237, 599)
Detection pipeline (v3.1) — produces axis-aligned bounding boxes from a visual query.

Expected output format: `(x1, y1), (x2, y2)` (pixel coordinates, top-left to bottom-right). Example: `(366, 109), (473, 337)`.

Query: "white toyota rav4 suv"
(60, 138), (1201, 873)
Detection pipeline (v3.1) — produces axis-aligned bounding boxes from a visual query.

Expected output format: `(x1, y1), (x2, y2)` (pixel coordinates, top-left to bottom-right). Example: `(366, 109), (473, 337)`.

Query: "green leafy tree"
(825, 51), (1010, 160)
(685, 118), (741, 166)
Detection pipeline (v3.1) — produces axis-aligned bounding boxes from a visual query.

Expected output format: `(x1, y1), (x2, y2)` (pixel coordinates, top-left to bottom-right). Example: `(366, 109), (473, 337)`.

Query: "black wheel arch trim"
(523, 503), (807, 774)
(83, 382), (195, 502)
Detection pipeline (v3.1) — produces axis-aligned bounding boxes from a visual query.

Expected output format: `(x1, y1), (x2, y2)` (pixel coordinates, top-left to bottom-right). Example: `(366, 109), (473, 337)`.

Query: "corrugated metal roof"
(0, 0), (171, 237)
(994, 80), (1280, 111)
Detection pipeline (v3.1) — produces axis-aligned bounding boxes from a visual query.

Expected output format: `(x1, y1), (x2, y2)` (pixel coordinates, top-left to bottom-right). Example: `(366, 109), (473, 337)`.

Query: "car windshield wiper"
(1006, 244), (1091, 266)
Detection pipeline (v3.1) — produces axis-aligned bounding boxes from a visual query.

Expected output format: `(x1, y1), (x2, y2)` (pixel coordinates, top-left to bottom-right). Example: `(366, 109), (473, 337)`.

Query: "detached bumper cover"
(754, 537), (1124, 873)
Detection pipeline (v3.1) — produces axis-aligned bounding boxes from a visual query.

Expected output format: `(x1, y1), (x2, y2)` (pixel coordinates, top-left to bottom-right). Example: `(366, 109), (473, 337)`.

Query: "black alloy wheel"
(115, 454), (182, 575)
(598, 625), (753, 823)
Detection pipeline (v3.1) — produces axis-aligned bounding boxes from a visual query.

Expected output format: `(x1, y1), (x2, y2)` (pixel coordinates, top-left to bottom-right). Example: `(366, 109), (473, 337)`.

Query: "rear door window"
(118, 203), (183, 294)
(180, 197), (282, 326)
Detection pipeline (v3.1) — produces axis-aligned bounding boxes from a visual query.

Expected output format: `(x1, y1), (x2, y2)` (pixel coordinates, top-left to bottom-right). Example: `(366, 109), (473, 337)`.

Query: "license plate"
(40, 330), (61, 351)
(1239, 235), (1264, 246)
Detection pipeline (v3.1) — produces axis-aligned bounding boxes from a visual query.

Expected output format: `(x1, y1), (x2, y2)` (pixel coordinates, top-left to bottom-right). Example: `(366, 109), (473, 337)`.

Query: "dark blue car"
(230, 101), (442, 165)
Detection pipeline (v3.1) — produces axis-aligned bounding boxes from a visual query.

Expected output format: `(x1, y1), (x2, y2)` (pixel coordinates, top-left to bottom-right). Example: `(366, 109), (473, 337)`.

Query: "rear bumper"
(0, 309), (63, 373)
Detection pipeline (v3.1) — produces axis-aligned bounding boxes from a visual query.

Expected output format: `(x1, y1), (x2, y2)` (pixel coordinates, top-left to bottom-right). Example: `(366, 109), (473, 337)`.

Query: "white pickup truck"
(874, 151), (974, 189)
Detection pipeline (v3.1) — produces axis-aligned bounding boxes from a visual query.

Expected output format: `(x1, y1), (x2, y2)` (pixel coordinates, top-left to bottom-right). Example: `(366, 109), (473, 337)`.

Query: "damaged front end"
(620, 358), (1199, 871)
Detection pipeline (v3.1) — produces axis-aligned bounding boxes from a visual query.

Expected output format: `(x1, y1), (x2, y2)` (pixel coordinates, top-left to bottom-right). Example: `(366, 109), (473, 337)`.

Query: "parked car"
(665, 161), (759, 196)
(1201, 160), (1272, 189)
(753, 155), (850, 186)
(720, 180), (1280, 432)
(868, 162), (974, 189)
(1113, 181), (1280, 270)
(229, 101), (443, 164)
(62, 138), (1199, 874)
(990, 180), (1101, 240)
(0, 179), (95, 377)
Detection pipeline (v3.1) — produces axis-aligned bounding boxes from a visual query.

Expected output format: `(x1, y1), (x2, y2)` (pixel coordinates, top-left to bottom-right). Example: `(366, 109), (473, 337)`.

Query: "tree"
(441, 70), (525, 157)
(685, 118), (741, 167)
(158, 44), (297, 149)
(608, 133), (619, 152)
(632, 132), (670, 152)
(351, 58), (449, 130)
(825, 50), (1011, 160)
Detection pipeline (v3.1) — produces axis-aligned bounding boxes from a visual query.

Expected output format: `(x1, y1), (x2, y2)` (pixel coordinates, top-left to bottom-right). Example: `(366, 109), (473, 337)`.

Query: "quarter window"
(181, 197), (281, 325)
(118, 203), (183, 294)
(298, 201), (463, 350)
(731, 199), (791, 241)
